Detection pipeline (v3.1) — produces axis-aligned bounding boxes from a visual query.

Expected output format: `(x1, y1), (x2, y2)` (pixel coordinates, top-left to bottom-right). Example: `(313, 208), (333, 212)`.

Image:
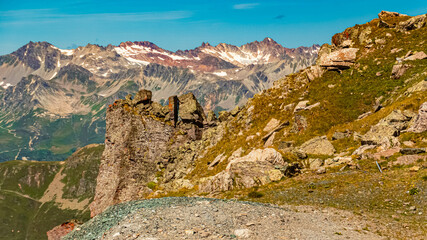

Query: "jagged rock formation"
(90, 90), (217, 216)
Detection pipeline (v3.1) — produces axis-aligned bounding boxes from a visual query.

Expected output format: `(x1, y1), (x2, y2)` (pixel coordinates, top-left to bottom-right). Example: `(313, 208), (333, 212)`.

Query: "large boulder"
(132, 89), (152, 105)
(299, 136), (336, 156)
(199, 148), (287, 192)
(378, 11), (407, 19)
(319, 48), (359, 71)
(178, 92), (206, 125)
(407, 102), (427, 133)
(361, 110), (412, 146)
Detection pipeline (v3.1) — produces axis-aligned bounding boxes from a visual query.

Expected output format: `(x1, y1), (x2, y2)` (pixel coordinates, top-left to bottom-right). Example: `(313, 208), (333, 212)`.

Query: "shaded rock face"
(200, 148), (290, 192)
(90, 104), (175, 217)
(90, 89), (210, 217)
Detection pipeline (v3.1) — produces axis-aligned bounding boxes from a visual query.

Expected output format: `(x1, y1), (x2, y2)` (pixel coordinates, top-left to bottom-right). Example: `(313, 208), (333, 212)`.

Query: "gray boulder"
(178, 93), (206, 125)
(199, 148), (288, 192)
(300, 136), (336, 156)
(407, 102), (427, 133)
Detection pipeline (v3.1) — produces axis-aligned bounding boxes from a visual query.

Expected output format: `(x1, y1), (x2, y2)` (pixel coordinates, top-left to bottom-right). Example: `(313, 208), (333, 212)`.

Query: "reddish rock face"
(47, 222), (77, 240)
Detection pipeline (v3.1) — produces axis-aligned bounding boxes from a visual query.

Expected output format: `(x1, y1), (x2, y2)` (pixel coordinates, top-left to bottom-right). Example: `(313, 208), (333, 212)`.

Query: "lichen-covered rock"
(200, 148), (287, 192)
(361, 110), (412, 147)
(358, 26), (372, 44)
(407, 102), (427, 133)
(151, 101), (168, 118)
(397, 14), (427, 32)
(300, 136), (336, 156)
(178, 92), (206, 125)
(47, 221), (79, 240)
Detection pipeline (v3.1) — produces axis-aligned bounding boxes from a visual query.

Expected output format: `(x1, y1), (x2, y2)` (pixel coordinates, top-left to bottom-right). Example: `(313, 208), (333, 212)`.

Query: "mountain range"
(0, 39), (319, 162)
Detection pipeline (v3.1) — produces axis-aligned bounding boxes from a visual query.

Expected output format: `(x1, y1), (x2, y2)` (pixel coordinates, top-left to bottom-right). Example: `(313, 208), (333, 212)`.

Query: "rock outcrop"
(90, 89), (210, 217)
(407, 102), (427, 133)
(361, 110), (414, 147)
(397, 13), (427, 32)
(319, 48), (359, 71)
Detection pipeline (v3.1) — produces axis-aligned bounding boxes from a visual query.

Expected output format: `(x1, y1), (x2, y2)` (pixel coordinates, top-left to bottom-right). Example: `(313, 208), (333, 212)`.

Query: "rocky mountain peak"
(118, 41), (161, 50)
(200, 42), (211, 48)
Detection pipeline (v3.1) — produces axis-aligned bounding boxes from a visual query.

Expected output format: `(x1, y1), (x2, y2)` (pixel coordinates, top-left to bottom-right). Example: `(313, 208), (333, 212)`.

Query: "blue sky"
(0, 0), (426, 55)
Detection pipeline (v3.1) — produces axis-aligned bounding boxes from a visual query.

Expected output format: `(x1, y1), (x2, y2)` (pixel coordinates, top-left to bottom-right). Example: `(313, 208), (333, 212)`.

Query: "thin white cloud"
(0, 9), (192, 25)
(233, 3), (259, 10)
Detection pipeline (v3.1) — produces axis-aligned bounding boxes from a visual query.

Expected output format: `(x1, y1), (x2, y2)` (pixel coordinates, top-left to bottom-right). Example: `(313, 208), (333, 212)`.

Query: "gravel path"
(64, 197), (383, 240)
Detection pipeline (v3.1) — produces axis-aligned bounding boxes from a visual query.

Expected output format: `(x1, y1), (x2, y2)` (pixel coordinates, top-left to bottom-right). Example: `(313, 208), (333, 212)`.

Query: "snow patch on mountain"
(213, 71), (227, 77)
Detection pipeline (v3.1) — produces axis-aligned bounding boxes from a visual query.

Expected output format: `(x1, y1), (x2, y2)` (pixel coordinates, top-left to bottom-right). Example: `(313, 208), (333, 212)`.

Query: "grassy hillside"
(0, 144), (103, 240)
